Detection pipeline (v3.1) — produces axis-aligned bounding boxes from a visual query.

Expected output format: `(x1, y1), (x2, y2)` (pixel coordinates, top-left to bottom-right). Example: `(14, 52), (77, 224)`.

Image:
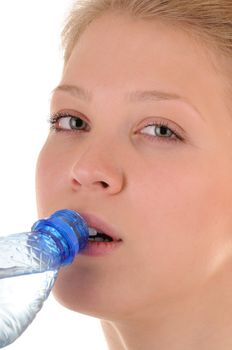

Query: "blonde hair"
(62, 0), (232, 67)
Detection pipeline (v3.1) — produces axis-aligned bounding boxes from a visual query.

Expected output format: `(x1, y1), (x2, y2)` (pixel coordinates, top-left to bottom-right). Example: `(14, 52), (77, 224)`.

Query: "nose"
(70, 144), (125, 194)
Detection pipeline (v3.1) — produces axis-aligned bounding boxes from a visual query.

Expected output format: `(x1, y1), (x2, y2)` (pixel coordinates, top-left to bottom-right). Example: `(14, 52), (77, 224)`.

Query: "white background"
(0, 1), (107, 349)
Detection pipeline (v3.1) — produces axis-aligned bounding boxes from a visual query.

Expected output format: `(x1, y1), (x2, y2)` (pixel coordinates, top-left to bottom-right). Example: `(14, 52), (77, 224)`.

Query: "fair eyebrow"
(52, 84), (92, 102)
(52, 84), (203, 119)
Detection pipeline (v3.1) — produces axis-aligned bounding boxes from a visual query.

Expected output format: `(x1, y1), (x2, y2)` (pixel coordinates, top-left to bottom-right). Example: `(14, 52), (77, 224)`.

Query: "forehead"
(67, 13), (216, 71)
(64, 13), (219, 86)
(61, 13), (230, 125)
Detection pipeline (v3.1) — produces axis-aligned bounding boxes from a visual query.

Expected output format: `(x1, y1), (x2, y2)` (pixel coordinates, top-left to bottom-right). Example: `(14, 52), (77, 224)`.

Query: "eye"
(49, 112), (90, 132)
(140, 121), (184, 143)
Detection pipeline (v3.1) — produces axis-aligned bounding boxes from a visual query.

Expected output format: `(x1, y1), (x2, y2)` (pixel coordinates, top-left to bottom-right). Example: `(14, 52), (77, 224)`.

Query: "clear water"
(0, 209), (89, 348)
(0, 270), (58, 348)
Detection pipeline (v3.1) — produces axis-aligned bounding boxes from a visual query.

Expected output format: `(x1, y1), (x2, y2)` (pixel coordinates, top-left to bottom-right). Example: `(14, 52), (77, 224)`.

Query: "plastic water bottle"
(0, 209), (89, 348)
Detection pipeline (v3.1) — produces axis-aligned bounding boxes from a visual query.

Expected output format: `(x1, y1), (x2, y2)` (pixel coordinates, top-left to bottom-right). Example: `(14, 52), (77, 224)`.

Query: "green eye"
(140, 121), (184, 143)
(144, 125), (173, 137)
(68, 117), (87, 130)
(50, 113), (90, 132)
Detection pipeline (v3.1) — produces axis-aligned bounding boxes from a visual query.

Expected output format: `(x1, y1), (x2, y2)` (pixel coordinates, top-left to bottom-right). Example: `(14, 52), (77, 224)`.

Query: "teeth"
(88, 227), (98, 236)
(88, 236), (111, 242)
(88, 227), (114, 242)
(90, 236), (105, 242)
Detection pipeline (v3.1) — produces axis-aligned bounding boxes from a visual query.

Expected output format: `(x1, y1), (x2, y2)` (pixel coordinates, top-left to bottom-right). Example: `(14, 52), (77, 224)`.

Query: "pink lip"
(79, 212), (123, 241)
(78, 212), (123, 257)
(80, 240), (123, 257)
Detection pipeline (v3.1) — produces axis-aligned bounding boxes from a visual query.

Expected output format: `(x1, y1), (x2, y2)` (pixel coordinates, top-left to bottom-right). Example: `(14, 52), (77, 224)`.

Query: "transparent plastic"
(0, 209), (89, 348)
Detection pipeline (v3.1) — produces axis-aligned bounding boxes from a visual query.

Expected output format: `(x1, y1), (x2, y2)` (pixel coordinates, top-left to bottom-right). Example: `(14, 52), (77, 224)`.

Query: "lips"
(79, 212), (123, 243)
(75, 212), (123, 257)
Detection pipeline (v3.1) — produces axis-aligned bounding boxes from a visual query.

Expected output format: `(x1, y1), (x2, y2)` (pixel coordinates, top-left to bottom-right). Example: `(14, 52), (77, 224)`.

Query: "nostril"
(71, 163), (124, 193)
(71, 178), (109, 189)
(100, 181), (109, 188)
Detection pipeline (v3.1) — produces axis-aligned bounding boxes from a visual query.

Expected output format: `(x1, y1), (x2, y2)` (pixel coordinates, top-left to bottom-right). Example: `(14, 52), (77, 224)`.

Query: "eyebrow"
(52, 84), (92, 102)
(52, 84), (202, 118)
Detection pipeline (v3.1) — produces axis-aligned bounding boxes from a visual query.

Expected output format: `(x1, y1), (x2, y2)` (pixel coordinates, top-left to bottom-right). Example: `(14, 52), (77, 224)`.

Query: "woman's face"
(36, 13), (232, 320)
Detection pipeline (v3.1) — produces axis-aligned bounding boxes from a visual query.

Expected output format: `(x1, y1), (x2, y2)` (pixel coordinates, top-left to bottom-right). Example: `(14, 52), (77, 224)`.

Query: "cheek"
(126, 155), (231, 290)
(131, 151), (227, 234)
(35, 139), (71, 216)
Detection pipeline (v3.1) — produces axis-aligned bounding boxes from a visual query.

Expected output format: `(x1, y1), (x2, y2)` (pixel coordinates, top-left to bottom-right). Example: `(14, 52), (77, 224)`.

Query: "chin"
(52, 277), (138, 321)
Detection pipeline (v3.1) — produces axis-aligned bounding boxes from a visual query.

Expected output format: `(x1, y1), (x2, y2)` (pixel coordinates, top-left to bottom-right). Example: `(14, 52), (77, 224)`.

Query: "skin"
(36, 13), (232, 350)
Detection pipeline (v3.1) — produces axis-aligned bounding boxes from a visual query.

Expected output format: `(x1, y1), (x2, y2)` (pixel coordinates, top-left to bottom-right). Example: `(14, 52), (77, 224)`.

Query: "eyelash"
(49, 112), (90, 133)
(49, 112), (184, 144)
(140, 121), (184, 143)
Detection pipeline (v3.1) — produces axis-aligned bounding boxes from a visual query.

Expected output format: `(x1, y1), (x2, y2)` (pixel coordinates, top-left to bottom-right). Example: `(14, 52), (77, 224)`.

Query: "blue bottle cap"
(32, 209), (89, 265)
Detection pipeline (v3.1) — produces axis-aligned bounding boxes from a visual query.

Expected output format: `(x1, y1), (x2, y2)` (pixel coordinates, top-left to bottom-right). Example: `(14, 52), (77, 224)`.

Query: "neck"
(101, 269), (232, 350)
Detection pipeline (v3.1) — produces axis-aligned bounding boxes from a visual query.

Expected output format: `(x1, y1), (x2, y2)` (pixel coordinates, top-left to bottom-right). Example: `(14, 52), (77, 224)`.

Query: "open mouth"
(81, 224), (123, 256)
(78, 212), (123, 256)
(88, 227), (121, 243)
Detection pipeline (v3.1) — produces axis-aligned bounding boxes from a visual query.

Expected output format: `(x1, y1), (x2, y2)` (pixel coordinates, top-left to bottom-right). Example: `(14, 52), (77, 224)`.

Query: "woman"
(36, 1), (232, 349)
